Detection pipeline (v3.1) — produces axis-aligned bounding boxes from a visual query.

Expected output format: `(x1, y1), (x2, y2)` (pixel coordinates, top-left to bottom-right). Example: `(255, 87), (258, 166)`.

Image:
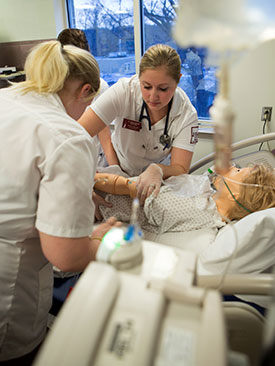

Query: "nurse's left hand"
(92, 191), (112, 222)
(136, 163), (163, 206)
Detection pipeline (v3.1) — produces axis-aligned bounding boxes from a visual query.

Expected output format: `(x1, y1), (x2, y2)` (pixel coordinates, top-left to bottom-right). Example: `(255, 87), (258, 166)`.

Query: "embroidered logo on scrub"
(122, 118), (142, 132)
(190, 126), (199, 144)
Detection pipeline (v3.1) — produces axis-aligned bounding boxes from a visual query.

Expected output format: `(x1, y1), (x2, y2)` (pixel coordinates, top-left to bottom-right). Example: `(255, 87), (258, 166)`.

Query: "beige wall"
(192, 38), (275, 172)
(231, 39), (275, 143)
(0, 0), (58, 42)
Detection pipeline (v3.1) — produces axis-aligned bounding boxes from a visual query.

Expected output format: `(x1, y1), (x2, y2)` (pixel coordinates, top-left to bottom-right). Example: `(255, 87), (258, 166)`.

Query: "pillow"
(197, 207), (275, 275)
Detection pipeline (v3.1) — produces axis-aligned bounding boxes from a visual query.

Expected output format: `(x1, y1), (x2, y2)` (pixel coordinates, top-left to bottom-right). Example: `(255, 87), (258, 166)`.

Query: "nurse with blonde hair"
(0, 40), (119, 365)
(78, 44), (199, 205)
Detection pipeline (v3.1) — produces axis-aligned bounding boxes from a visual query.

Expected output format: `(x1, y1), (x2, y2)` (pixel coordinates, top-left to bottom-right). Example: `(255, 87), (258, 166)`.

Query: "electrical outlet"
(261, 106), (272, 121)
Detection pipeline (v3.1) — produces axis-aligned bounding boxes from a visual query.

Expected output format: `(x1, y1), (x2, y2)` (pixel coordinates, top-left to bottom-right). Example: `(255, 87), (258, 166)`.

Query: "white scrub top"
(0, 86), (97, 361)
(91, 75), (199, 176)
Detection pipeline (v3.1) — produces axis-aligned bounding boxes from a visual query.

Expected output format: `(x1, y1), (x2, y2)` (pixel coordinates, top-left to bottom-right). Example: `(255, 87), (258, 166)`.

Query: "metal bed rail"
(190, 132), (275, 173)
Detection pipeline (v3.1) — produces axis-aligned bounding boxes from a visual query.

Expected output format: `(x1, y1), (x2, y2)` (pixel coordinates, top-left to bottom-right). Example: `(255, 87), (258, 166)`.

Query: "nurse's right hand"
(136, 163), (163, 206)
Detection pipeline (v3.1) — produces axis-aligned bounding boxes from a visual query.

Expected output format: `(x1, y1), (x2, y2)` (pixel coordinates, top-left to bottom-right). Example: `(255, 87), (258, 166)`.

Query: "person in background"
(78, 44), (199, 205)
(184, 47), (203, 89)
(57, 28), (110, 166)
(0, 40), (120, 365)
(57, 28), (89, 50)
(57, 28), (109, 100)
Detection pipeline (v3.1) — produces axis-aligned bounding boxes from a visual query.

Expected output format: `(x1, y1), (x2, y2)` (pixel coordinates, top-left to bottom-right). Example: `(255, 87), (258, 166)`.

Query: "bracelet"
(92, 237), (102, 242)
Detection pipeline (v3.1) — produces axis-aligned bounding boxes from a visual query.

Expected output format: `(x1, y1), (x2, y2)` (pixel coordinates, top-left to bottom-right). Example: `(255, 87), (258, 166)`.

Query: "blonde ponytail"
(17, 40), (100, 98)
(21, 41), (68, 94)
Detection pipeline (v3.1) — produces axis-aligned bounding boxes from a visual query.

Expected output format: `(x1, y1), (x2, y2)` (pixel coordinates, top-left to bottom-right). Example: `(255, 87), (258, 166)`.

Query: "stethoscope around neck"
(138, 98), (173, 150)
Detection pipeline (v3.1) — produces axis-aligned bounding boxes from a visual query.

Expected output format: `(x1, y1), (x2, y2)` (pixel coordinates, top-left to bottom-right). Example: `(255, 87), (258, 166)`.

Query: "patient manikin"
(94, 165), (275, 234)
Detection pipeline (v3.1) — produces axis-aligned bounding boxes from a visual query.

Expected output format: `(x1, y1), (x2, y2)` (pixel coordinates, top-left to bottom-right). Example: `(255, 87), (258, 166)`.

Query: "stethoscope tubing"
(139, 98), (173, 150)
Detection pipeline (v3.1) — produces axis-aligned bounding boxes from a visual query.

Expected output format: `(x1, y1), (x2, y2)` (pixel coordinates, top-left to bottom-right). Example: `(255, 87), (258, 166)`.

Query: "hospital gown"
(98, 175), (225, 234)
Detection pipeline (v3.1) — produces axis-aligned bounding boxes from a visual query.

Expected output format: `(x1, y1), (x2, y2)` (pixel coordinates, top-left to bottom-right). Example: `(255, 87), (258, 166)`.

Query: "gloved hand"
(136, 163), (163, 206)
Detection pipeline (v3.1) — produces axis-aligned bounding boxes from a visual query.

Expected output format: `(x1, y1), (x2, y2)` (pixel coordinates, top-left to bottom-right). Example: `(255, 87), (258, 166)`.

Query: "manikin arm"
(94, 173), (137, 198)
(94, 172), (238, 219)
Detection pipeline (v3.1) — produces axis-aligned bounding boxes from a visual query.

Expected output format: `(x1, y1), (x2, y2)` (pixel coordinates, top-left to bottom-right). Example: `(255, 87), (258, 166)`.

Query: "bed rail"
(190, 132), (275, 173)
(197, 274), (275, 295)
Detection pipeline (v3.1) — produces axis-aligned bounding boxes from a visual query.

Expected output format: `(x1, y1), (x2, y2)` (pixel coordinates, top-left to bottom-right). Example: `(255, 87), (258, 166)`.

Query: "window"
(66, 0), (218, 120)
(67, 0), (135, 87)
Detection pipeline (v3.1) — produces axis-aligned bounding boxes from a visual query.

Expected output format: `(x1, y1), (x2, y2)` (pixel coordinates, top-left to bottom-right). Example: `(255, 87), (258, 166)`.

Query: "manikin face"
(139, 66), (178, 113)
(213, 165), (254, 220)
(214, 165), (253, 197)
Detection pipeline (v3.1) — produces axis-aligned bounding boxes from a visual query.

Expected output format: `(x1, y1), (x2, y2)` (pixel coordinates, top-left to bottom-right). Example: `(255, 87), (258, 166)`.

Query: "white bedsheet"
(143, 227), (217, 254)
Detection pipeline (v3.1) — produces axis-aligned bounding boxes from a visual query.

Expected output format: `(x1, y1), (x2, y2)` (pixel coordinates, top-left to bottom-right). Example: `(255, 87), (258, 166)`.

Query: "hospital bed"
(38, 133), (275, 366)
(142, 132), (275, 365)
(143, 132), (275, 249)
(36, 251), (229, 366)
(36, 245), (274, 366)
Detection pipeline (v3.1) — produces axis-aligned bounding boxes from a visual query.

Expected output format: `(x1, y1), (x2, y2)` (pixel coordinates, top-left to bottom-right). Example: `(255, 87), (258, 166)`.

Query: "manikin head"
(213, 164), (275, 221)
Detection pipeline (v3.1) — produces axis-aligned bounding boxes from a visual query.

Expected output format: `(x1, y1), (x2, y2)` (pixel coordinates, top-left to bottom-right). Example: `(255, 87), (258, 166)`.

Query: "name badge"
(190, 126), (199, 144)
(122, 118), (141, 132)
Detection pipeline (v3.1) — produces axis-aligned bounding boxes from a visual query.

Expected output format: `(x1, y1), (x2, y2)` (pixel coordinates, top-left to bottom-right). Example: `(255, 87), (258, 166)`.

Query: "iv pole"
(210, 61), (235, 174)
